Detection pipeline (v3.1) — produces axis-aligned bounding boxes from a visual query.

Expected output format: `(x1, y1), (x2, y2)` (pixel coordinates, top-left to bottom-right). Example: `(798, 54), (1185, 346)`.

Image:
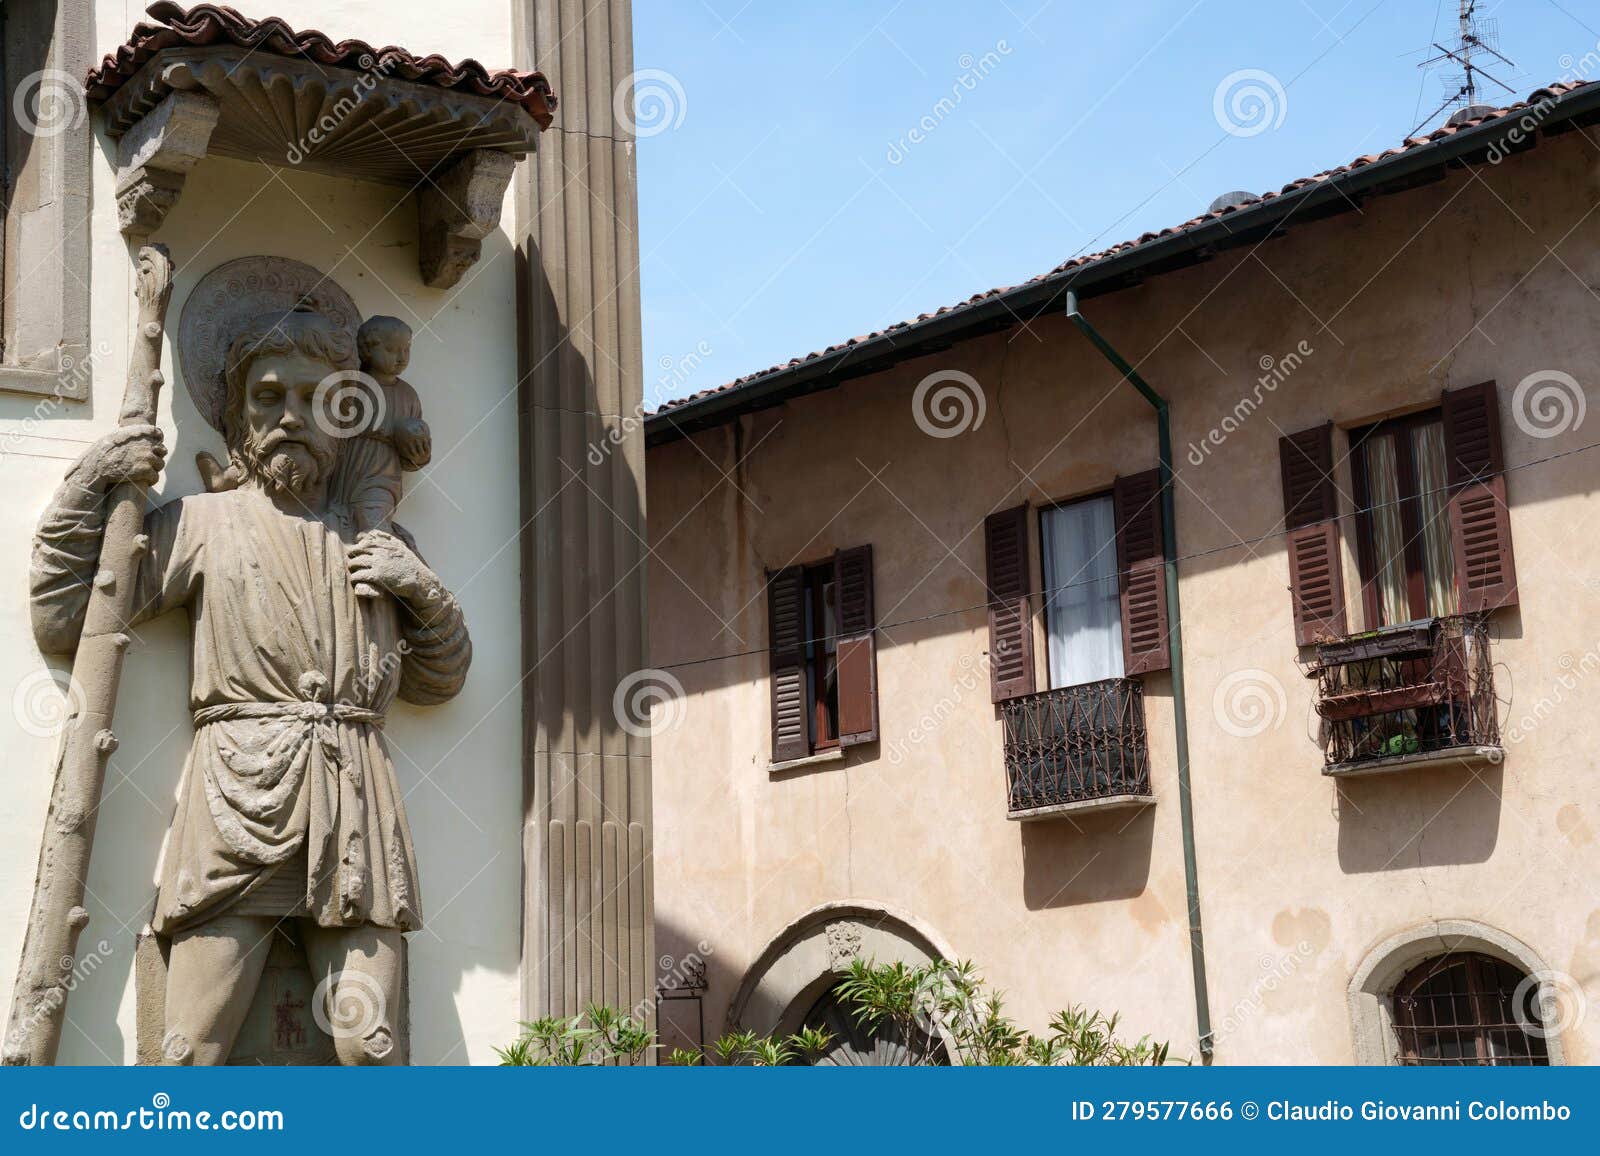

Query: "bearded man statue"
(29, 306), (472, 1065)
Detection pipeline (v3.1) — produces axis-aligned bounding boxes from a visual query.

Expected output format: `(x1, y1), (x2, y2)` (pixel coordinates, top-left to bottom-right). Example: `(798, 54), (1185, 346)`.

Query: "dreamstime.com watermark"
(313, 970), (391, 1053)
(10, 68), (87, 139)
(1483, 43), (1600, 164)
(0, 342), (114, 465)
(911, 369), (986, 438)
(1510, 369), (1586, 440)
(614, 668), (688, 738)
(886, 41), (1013, 165)
(1187, 340), (1314, 466)
(1211, 940), (1318, 1045)
(313, 369), (387, 440)
(592, 341), (713, 466)
(3, 937), (113, 1057)
(17, 1094), (283, 1133)
(1212, 667), (1288, 739)
(348, 639), (413, 704)
(285, 54), (400, 164)
(1513, 969), (1588, 1041)
(1501, 646), (1600, 749)
(1213, 69), (1287, 138)
(614, 69), (687, 138)
(11, 667), (86, 740)
(884, 652), (991, 766)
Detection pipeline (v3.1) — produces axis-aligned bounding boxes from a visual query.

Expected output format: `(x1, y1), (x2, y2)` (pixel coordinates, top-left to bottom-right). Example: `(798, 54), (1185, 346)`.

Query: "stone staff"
(4, 245), (174, 1066)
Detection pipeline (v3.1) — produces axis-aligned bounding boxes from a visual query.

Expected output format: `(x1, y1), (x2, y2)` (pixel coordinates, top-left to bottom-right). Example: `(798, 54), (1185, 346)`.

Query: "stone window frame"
(1, 0), (91, 401)
(1346, 918), (1566, 1066)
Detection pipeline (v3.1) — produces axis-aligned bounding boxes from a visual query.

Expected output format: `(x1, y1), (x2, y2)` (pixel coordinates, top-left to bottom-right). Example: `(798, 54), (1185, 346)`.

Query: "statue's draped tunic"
(30, 483), (471, 934)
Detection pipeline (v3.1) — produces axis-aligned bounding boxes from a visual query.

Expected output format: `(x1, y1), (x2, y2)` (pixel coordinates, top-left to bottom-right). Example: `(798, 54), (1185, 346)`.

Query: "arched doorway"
(792, 984), (949, 1066)
(727, 901), (957, 1065)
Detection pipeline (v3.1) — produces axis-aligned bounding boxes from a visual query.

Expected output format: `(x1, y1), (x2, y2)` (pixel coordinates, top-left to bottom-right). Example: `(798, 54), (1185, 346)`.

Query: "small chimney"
(1208, 190), (1259, 214)
(1446, 103), (1499, 127)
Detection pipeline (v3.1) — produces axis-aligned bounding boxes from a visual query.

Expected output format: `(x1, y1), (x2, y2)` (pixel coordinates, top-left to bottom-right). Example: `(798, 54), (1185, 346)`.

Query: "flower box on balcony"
(1312, 615), (1501, 776)
(1311, 622), (1434, 668)
(1317, 680), (1449, 722)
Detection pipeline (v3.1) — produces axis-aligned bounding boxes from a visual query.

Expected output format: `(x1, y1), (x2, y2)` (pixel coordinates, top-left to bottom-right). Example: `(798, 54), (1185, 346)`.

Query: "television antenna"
(1412, 1), (1517, 136)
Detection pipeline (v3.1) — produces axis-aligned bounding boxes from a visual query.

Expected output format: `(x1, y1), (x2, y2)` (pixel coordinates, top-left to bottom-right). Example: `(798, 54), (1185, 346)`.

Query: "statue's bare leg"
(300, 921), (406, 1065)
(161, 915), (280, 1064)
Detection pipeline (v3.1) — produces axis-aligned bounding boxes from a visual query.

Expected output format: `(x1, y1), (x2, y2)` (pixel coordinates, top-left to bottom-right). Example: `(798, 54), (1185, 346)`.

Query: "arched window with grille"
(1392, 952), (1549, 1066)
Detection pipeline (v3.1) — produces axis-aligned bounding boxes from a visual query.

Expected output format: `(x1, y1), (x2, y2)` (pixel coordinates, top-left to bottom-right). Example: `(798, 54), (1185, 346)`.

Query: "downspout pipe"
(1066, 290), (1214, 1060)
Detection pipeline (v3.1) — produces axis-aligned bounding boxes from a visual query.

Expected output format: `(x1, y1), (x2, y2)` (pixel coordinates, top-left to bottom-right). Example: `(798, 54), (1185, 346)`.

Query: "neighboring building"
(646, 82), (1600, 1065)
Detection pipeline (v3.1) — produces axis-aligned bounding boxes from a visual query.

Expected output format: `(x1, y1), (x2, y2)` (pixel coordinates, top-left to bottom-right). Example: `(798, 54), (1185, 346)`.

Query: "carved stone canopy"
(87, 5), (556, 288)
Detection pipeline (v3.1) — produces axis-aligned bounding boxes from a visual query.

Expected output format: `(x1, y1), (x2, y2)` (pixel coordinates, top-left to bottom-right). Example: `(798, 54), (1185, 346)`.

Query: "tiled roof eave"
(86, 2), (556, 127)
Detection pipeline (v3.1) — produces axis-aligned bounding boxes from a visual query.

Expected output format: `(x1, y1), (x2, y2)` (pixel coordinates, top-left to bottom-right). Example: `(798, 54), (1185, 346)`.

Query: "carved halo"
(177, 257), (362, 432)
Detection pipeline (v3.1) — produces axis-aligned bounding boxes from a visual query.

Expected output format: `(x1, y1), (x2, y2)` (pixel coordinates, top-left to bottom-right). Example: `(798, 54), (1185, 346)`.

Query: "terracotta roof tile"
(654, 81), (1589, 417)
(86, 2), (556, 127)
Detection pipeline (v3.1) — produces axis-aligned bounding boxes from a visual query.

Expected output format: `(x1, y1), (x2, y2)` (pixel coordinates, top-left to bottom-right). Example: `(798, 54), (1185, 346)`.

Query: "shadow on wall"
(512, 236), (647, 767)
(1335, 760), (1503, 874)
(652, 914), (747, 1057)
(1019, 804), (1154, 910)
(1330, 606), (1518, 876)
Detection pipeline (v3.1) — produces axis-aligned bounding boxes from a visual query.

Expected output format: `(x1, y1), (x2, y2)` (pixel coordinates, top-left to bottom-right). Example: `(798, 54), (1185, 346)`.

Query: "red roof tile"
(654, 81), (1590, 417)
(86, 2), (556, 128)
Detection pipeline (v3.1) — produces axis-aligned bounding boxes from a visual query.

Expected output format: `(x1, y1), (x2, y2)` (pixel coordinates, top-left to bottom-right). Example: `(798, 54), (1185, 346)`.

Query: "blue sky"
(633, 1), (1600, 409)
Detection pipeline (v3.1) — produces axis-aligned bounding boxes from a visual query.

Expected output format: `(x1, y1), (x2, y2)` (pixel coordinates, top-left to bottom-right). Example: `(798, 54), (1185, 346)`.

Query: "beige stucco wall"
(648, 128), (1600, 1064)
(0, 0), (525, 1064)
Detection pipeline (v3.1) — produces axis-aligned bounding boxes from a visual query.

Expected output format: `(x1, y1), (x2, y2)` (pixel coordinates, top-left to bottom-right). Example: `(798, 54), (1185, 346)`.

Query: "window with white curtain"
(1351, 411), (1458, 628)
(1040, 496), (1124, 689)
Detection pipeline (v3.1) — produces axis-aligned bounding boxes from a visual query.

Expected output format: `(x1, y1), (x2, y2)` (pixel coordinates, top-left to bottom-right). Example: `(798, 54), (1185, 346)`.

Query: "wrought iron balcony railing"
(1310, 614), (1500, 775)
(1000, 678), (1152, 819)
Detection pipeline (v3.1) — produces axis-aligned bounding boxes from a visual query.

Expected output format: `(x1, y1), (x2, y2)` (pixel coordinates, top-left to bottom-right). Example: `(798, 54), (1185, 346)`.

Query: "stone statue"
(336, 316), (433, 538)
(27, 303), (472, 1064)
(327, 316), (432, 599)
(5, 246), (176, 1067)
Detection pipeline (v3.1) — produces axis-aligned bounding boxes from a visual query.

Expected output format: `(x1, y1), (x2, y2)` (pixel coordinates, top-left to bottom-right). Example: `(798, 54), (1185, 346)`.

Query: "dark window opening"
(1393, 952), (1550, 1066)
(1350, 410), (1458, 628)
(767, 548), (876, 764)
(802, 562), (839, 750)
(790, 984), (949, 1066)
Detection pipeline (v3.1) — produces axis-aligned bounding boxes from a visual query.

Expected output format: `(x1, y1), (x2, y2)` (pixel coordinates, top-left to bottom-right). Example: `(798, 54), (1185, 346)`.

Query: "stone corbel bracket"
(97, 48), (541, 284)
(114, 90), (220, 237)
(418, 151), (518, 289)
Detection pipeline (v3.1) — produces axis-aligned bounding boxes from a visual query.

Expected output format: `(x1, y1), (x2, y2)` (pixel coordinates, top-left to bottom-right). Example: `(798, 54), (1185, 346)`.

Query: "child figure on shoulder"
(336, 315), (431, 597)
(195, 313), (432, 598)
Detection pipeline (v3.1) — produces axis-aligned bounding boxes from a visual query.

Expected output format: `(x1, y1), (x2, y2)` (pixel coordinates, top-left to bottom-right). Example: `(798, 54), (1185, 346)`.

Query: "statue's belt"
(191, 702), (385, 728)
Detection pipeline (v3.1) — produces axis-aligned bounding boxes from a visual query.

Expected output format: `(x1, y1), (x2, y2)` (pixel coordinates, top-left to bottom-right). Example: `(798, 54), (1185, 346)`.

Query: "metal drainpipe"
(1066, 290), (1214, 1060)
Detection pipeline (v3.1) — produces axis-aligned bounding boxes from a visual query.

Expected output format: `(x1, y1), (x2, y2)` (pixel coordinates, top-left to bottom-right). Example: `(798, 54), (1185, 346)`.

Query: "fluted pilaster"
(515, 0), (652, 1037)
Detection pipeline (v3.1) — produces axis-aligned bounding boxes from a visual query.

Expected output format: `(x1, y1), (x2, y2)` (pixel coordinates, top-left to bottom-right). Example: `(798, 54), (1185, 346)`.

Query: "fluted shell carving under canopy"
(103, 48), (542, 186)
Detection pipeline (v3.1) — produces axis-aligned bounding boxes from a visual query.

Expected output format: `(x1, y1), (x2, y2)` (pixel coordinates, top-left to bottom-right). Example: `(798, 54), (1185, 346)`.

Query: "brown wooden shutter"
(984, 505), (1035, 702)
(767, 566), (810, 762)
(1443, 381), (1518, 612)
(1112, 470), (1171, 675)
(1279, 422), (1348, 646)
(834, 545), (878, 746)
